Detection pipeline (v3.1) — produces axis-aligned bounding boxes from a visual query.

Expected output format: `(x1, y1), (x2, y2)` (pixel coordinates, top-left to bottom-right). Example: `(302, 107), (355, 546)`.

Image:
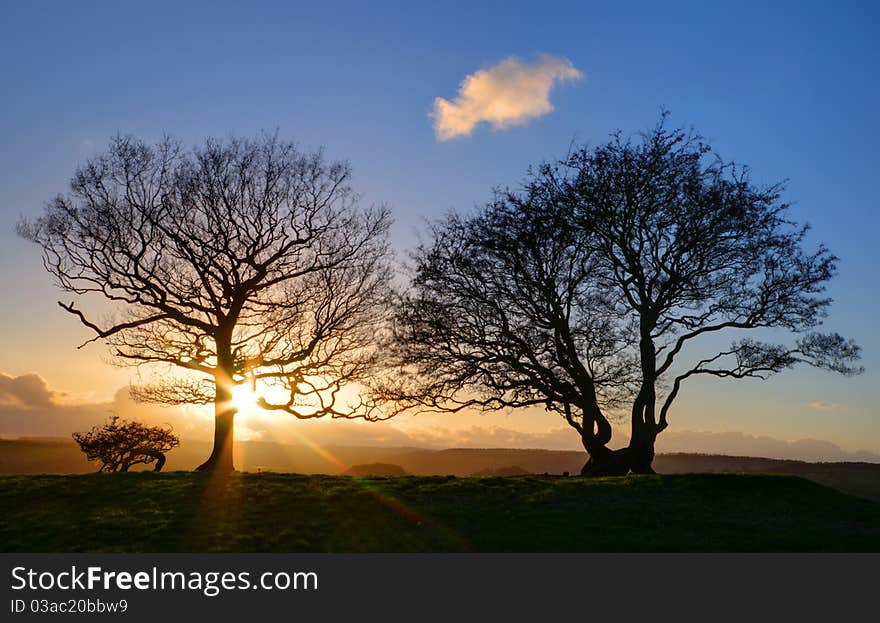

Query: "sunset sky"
(0, 1), (877, 460)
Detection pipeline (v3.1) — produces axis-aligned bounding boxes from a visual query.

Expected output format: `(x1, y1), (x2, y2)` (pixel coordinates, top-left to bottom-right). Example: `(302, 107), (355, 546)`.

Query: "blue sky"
(0, 1), (877, 454)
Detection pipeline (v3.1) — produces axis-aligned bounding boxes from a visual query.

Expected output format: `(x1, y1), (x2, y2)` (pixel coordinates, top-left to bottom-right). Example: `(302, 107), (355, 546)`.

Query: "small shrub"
(72, 416), (179, 472)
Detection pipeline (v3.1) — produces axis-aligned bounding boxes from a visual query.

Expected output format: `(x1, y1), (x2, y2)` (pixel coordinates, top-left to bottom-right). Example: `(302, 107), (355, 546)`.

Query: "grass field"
(1, 472), (878, 552)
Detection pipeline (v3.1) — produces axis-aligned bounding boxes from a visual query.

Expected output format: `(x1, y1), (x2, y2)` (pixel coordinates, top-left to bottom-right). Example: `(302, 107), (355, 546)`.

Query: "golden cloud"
(432, 54), (582, 141)
(807, 401), (840, 411)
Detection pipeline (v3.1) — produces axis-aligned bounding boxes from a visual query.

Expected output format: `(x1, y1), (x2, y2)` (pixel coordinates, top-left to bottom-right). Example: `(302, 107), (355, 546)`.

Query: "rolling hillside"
(1, 472), (878, 552)
(3, 437), (879, 500)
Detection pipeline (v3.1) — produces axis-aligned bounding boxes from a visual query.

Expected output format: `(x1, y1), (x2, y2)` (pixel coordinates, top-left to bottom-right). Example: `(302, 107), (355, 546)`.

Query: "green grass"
(1, 472), (878, 552)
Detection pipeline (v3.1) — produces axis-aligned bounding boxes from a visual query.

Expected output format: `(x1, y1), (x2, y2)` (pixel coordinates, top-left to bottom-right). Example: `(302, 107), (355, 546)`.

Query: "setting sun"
(231, 385), (259, 415)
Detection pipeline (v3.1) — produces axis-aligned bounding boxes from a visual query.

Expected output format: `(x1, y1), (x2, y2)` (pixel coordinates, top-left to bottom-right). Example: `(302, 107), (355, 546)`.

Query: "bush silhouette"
(72, 416), (179, 472)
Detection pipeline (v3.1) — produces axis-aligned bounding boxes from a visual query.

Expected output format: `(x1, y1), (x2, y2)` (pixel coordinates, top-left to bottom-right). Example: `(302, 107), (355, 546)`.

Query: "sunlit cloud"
(400, 424), (583, 451)
(2, 373), (875, 463)
(807, 401), (841, 411)
(656, 429), (877, 463)
(432, 54), (583, 141)
(0, 372), (55, 409)
(0, 372), (210, 439)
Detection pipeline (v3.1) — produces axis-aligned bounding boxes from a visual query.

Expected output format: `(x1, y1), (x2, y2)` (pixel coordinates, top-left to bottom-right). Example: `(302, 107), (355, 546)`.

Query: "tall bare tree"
(20, 134), (393, 472)
(556, 114), (862, 472)
(382, 114), (862, 475)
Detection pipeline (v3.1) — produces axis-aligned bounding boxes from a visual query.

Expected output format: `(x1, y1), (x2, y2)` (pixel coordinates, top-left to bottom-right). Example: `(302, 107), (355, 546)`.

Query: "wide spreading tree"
(558, 115), (862, 472)
(383, 114), (862, 474)
(20, 134), (393, 472)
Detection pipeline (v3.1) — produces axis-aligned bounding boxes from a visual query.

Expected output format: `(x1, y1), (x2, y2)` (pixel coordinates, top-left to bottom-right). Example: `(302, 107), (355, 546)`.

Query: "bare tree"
(20, 134), (393, 472)
(374, 182), (639, 470)
(555, 113), (863, 473)
(73, 416), (179, 472)
(382, 114), (862, 476)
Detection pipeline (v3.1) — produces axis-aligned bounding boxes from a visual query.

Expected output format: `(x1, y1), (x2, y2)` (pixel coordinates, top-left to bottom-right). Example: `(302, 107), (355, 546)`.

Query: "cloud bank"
(0, 372), (210, 439)
(1, 372), (876, 463)
(432, 54), (582, 141)
(0, 372), (55, 410)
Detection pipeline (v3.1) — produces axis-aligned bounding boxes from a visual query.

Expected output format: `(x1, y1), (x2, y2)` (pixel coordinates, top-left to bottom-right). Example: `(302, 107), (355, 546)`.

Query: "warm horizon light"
(231, 384), (260, 416)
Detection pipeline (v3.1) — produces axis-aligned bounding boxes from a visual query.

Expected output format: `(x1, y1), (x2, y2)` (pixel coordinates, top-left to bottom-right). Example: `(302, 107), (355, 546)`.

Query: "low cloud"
(432, 54), (582, 141)
(656, 430), (878, 463)
(0, 372), (210, 439)
(807, 401), (840, 411)
(0, 372), (55, 410)
(0, 372), (54, 410)
(1, 372), (876, 463)
(396, 424), (584, 451)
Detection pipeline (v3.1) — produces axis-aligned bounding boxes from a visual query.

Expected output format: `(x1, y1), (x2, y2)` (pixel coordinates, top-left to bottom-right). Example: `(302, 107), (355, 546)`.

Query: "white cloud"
(432, 54), (582, 141)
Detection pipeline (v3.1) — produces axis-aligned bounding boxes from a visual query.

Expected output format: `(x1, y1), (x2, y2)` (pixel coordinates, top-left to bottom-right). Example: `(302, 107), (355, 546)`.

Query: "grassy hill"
(383, 450), (880, 500)
(5, 438), (879, 501)
(1, 472), (877, 552)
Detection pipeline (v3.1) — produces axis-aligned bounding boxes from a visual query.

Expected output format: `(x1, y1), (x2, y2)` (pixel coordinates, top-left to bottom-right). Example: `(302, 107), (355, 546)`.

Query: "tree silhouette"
(20, 134), (393, 472)
(558, 114), (862, 473)
(382, 114), (862, 475)
(73, 416), (179, 472)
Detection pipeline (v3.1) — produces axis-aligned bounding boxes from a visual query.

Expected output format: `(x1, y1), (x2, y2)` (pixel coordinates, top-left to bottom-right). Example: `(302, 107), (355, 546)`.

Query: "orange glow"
(231, 384), (259, 415)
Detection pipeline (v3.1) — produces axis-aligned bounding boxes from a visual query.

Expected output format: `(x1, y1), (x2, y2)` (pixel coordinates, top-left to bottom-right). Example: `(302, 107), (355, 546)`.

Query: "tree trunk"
(623, 394), (659, 475)
(578, 407), (630, 477)
(580, 439), (656, 476)
(580, 444), (632, 477)
(196, 402), (235, 472)
(627, 426), (657, 474)
(196, 337), (237, 472)
(618, 322), (660, 475)
(578, 397), (659, 476)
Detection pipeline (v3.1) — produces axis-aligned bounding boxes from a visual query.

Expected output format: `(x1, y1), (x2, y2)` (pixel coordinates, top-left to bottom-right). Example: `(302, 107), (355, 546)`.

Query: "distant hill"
(387, 448), (584, 476)
(0, 438), (421, 474)
(0, 437), (92, 473)
(654, 453), (880, 502)
(471, 465), (533, 477)
(345, 463), (408, 476)
(2, 437), (879, 500)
